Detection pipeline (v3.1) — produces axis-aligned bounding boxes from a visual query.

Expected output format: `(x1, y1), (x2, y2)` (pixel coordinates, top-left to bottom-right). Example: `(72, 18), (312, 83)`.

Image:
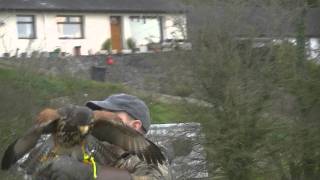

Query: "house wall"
(0, 11), (186, 56)
(0, 11), (110, 56)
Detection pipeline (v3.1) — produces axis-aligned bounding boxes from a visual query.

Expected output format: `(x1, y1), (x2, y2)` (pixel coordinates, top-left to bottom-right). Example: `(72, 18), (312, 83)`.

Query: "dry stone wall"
(0, 53), (181, 94)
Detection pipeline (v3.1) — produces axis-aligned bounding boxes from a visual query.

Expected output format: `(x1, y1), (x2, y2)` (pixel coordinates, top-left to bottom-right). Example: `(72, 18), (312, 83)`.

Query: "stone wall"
(0, 52), (185, 94)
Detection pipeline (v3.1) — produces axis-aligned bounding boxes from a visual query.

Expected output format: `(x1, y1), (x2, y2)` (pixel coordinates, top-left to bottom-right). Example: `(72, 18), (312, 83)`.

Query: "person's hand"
(36, 155), (93, 180)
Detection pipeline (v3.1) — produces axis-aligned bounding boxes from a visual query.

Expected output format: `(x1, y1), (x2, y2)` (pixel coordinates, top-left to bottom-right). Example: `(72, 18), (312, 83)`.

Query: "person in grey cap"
(86, 93), (151, 134)
(85, 93), (172, 180)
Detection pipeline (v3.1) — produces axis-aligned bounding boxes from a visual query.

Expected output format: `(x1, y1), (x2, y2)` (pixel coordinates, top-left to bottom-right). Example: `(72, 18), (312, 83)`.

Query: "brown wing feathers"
(1, 139), (19, 170)
(1, 109), (59, 170)
(92, 118), (165, 165)
(2, 106), (166, 171)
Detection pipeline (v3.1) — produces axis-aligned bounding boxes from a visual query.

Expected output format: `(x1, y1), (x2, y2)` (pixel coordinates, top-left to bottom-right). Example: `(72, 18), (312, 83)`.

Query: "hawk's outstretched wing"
(1, 109), (59, 170)
(91, 117), (165, 166)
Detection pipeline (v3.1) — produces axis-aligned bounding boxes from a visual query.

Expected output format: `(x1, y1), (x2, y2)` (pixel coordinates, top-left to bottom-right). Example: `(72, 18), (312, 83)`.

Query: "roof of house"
(240, 7), (320, 37)
(188, 5), (320, 38)
(0, 0), (186, 13)
(305, 8), (320, 37)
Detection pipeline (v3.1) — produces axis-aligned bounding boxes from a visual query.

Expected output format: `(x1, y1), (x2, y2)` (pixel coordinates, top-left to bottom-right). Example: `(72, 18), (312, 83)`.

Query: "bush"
(173, 84), (193, 97)
(101, 39), (112, 52)
(127, 38), (137, 52)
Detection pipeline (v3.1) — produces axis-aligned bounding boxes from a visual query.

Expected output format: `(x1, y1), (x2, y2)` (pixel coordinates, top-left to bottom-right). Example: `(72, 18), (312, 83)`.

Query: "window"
(17, 15), (36, 39)
(57, 16), (84, 39)
(129, 16), (161, 46)
(165, 15), (187, 40)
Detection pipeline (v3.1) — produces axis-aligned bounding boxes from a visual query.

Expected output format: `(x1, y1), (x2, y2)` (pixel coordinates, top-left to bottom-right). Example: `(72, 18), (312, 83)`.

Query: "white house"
(0, 0), (187, 56)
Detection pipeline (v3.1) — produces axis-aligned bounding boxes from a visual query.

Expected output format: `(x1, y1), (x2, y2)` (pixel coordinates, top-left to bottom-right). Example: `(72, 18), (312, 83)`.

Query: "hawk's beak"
(79, 125), (90, 135)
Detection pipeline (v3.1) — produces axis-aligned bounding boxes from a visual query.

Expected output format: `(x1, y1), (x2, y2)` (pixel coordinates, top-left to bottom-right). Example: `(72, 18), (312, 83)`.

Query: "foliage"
(186, 35), (320, 180)
(172, 84), (193, 97)
(53, 47), (61, 53)
(101, 38), (112, 52)
(164, 1), (320, 179)
(127, 38), (137, 52)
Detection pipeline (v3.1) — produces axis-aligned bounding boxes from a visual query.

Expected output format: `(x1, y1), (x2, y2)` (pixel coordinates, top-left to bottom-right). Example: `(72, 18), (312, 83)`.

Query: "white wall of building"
(122, 15), (132, 49)
(0, 11), (186, 56)
(0, 11), (110, 56)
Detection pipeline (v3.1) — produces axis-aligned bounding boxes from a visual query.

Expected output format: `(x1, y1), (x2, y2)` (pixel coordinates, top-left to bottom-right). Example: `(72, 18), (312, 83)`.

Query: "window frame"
(17, 15), (36, 39)
(129, 15), (162, 45)
(56, 15), (84, 39)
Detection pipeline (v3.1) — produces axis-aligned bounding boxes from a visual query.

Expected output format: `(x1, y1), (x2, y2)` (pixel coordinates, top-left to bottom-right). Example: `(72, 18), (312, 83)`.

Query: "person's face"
(115, 112), (143, 133)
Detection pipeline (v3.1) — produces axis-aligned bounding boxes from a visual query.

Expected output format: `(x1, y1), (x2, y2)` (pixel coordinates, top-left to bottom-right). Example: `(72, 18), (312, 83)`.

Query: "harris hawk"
(1, 105), (165, 177)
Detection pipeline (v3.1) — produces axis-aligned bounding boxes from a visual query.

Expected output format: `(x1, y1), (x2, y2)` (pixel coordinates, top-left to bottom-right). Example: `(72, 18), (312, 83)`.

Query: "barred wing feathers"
(92, 118), (165, 166)
(1, 109), (59, 170)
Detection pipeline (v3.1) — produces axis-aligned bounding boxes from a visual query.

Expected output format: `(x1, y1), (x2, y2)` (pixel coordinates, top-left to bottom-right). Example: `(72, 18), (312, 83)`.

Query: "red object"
(106, 55), (114, 65)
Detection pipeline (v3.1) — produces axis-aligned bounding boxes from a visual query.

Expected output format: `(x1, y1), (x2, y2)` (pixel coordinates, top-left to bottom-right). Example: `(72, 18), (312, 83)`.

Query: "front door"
(110, 16), (122, 52)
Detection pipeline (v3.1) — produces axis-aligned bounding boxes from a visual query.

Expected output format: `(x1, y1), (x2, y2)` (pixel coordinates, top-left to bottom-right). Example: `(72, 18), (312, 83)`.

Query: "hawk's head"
(56, 105), (94, 147)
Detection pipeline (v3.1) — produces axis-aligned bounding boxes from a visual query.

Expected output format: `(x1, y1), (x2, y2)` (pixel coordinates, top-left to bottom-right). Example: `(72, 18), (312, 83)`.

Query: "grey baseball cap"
(85, 93), (151, 132)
